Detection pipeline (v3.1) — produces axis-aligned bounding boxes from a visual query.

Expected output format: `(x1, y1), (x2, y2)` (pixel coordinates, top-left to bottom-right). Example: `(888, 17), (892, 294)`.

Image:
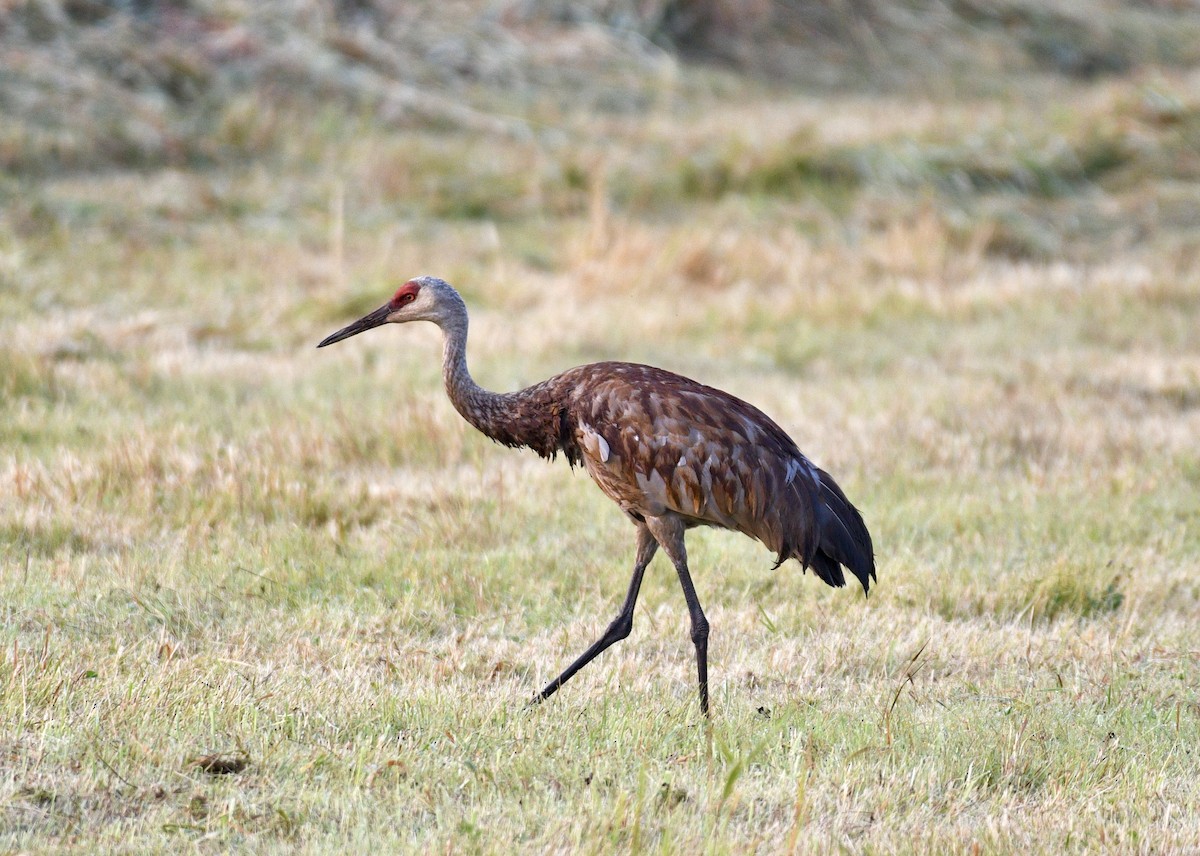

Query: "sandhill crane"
(318, 276), (875, 716)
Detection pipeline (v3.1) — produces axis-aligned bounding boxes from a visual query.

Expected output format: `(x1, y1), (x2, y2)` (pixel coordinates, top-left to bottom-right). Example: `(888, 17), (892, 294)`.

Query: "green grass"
(3, 20), (1200, 853)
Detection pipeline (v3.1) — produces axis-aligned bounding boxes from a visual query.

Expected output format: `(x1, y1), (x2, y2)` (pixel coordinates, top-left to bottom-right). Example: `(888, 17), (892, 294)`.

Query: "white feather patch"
(785, 457), (820, 487)
(581, 423), (610, 463)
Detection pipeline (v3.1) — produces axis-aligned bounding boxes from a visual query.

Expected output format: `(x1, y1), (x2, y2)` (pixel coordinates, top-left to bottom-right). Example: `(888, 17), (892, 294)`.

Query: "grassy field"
(3, 3), (1200, 852)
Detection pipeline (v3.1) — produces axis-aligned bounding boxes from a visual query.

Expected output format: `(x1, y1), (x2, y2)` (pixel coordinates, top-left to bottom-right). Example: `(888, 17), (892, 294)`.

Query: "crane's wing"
(563, 363), (875, 593)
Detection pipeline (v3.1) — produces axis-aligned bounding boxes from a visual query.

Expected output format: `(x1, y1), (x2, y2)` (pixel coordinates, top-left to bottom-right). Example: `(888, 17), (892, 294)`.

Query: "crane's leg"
(528, 523), (658, 708)
(645, 515), (711, 717)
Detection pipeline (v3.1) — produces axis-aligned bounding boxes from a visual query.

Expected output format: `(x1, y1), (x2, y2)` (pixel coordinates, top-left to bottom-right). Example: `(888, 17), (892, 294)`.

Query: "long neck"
(437, 307), (565, 460)
(439, 310), (512, 442)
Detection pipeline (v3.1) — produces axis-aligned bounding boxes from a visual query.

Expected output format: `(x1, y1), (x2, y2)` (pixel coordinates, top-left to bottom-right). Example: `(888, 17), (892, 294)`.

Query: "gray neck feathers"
(435, 290), (564, 460)
(438, 306), (509, 441)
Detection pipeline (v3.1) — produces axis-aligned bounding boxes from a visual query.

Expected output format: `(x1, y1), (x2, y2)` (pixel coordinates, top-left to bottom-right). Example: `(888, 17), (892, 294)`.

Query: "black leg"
(529, 524), (657, 707)
(645, 515), (711, 717)
(676, 562), (711, 717)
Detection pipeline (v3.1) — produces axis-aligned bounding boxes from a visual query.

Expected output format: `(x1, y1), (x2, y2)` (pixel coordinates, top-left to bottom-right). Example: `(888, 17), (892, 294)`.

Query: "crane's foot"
(522, 691), (549, 712)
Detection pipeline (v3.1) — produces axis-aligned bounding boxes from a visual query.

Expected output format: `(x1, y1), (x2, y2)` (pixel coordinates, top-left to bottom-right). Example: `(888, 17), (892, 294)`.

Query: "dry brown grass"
(3, 4), (1200, 852)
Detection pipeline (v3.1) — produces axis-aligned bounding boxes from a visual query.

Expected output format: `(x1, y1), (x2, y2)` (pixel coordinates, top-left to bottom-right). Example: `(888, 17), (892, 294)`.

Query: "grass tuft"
(1032, 565), (1125, 623)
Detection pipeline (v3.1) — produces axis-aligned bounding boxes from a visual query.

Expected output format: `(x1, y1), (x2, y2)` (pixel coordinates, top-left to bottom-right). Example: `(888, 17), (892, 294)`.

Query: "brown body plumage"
(319, 276), (875, 716)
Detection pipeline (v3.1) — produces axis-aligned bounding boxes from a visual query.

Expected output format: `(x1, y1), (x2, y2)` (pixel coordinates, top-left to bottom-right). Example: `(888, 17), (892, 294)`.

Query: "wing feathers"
(812, 468), (876, 594)
(560, 362), (875, 594)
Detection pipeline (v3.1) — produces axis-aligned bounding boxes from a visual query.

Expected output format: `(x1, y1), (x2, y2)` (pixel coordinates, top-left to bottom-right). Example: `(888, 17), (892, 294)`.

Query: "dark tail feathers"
(809, 468), (876, 595)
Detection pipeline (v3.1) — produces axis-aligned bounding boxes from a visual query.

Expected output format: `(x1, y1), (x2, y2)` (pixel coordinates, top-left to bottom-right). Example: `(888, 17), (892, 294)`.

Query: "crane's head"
(317, 276), (464, 348)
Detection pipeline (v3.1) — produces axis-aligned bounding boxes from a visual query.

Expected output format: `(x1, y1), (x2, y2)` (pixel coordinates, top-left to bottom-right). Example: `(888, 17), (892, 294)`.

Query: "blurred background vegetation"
(2, 0), (1198, 262)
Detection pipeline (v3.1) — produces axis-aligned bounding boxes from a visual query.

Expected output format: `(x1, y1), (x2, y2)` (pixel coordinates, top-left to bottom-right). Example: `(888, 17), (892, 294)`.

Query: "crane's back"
(556, 362), (876, 593)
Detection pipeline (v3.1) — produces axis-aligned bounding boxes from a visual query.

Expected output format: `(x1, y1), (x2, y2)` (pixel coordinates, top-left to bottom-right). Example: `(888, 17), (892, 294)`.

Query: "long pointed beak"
(317, 304), (392, 348)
